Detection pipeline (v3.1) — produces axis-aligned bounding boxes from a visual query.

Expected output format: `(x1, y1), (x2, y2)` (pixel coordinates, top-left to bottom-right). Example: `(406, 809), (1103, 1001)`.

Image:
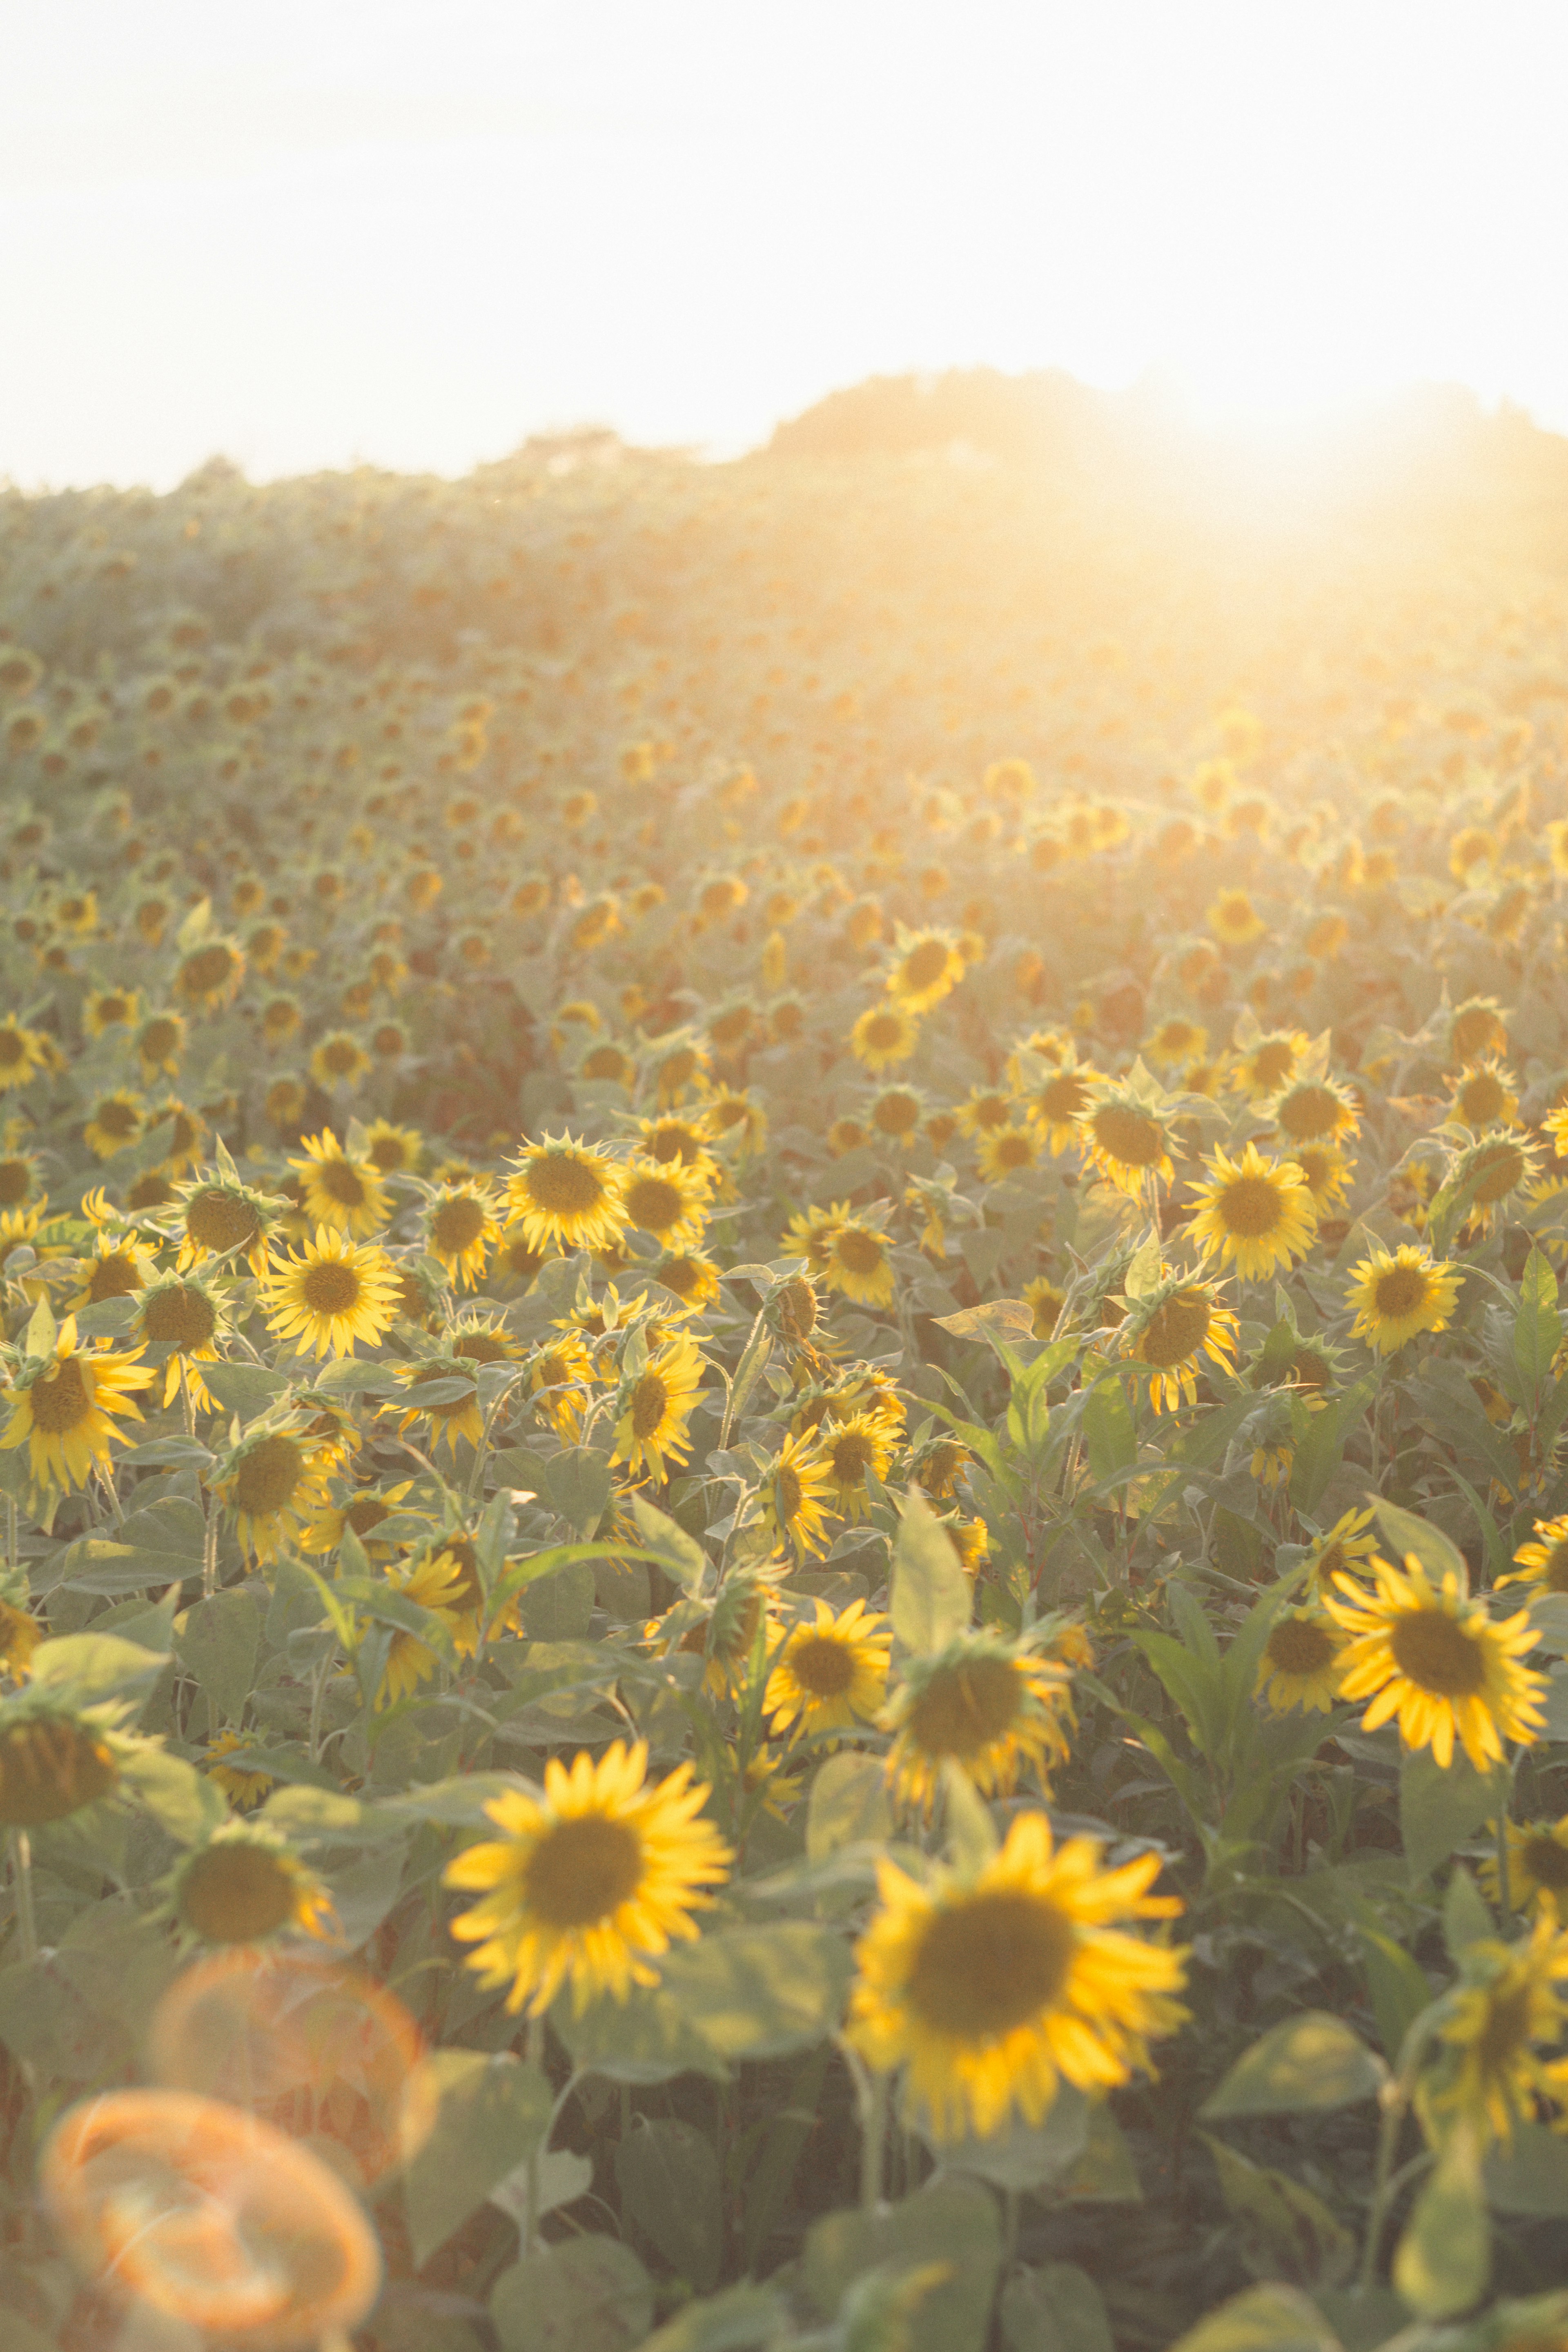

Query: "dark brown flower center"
(180, 1845), (296, 1942)
(907, 1656), (1021, 1760)
(1093, 1107), (1163, 1167)
(301, 1261), (361, 1316)
(1389, 1607), (1486, 1697)
(525, 1813), (643, 1928)
(0, 1717), (118, 1824)
(186, 1189), (261, 1254)
(1267, 1618), (1336, 1676)
(902, 940), (949, 991)
(1138, 1292), (1212, 1369)
(234, 1436), (304, 1517)
(527, 1154), (606, 1214)
(1373, 1265), (1428, 1319)
(1221, 1175), (1285, 1237)
(835, 1229), (884, 1277)
(624, 1175), (684, 1232)
(788, 1631), (854, 1696)
(30, 1356), (92, 1434)
(1521, 1835), (1568, 1891)
(86, 1251), (143, 1303)
(631, 1372), (669, 1439)
(907, 1889), (1075, 2038)
(432, 1196), (487, 1253)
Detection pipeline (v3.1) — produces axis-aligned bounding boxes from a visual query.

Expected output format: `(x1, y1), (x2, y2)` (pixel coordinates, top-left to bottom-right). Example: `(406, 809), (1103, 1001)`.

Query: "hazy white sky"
(3, 1), (1567, 488)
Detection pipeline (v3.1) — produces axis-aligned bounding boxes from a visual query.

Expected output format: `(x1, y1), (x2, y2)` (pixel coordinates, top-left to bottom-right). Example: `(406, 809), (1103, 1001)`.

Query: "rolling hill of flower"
(2, 377), (1568, 2352)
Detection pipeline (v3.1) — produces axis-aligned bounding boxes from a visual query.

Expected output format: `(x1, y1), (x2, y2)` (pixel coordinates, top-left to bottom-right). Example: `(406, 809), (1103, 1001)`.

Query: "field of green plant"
(2, 402), (1568, 2352)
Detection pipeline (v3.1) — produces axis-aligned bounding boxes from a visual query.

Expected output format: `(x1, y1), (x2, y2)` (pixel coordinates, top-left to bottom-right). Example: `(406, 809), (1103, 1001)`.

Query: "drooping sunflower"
(422, 1184), (502, 1290)
(764, 1597), (891, 1741)
(845, 1813), (1187, 2143)
(443, 1740), (731, 2016)
(1076, 1087), (1176, 1199)
(850, 1002), (921, 1074)
(174, 1170), (281, 1277)
(389, 1355), (484, 1456)
(644, 1569), (781, 1700)
(1187, 1142), (1317, 1281)
(290, 1131), (392, 1239)
(883, 1633), (1077, 1815)
(506, 1134), (626, 1255)
(619, 1156), (711, 1253)
(1120, 1276), (1239, 1412)
(653, 1250), (722, 1312)
(173, 1824), (334, 1947)
(611, 1333), (706, 1482)
(1254, 1606), (1349, 1713)
(1499, 1514), (1568, 1598)
(137, 1274), (228, 1413)
(1345, 1244), (1462, 1354)
(885, 926), (966, 1015)
(1323, 1552), (1547, 1770)
(822, 1215), (896, 1309)
(263, 1228), (400, 1360)
(0, 1316), (152, 1494)
(817, 1409), (900, 1523)
(1430, 1919), (1568, 2145)
(1482, 1814), (1568, 1918)
(1448, 1130), (1541, 1233)
(758, 1431), (837, 1562)
(0, 1702), (126, 1825)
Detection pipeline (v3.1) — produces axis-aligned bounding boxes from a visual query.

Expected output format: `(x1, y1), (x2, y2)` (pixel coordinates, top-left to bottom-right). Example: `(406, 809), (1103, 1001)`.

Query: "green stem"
(1357, 2013), (1439, 2294)
(11, 1829), (37, 1963)
(858, 2065), (889, 2214)
(202, 1497), (219, 1601)
(4, 1492), (15, 1571)
(1495, 1759), (1516, 1933)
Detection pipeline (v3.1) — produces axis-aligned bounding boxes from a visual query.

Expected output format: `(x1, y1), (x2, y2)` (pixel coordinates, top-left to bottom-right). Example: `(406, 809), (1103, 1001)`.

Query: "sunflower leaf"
(891, 1488), (971, 1653)
(1199, 2013), (1383, 2118)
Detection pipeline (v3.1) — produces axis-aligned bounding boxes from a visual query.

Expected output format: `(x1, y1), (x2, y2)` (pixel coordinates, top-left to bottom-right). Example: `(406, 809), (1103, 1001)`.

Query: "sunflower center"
(525, 1812), (643, 1929)
(0, 1717), (119, 1825)
(1472, 1145), (1525, 1205)
(989, 1131), (1033, 1170)
(1537, 1541), (1568, 1593)
(1038, 1076), (1089, 1123)
(1521, 1835), (1568, 1891)
(316, 1160), (369, 1208)
(0, 1158), (30, 1203)
(907, 1888), (1075, 2039)
(1220, 1175), (1285, 1236)
(234, 1437), (304, 1517)
(625, 1176), (684, 1232)
(527, 1155), (606, 1213)
(1374, 1265), (1428, 1318)
(181, 944), (238, 996)
(907, 1656), (1022, 1760)
(86, 1251), (143, 1303)
(903, 941), (949, 991)
(186, 1190), (261, 1253)
(1459, 1074), (1505, 1122)
(345, 1497), (392, 1535)
(437, 1539), (482, 1606)
(875, 1095), (920, 1136)
(788, 1632), (855, 1696)
(454, 1331), (510, 1364)
(301, 1261), (362, 1316)
(1278, 1086), (1339, 1139)
(30, 1357), (92, 1434)
(659, 1257), (702, 1300)
(829, 1430), (876, 1482)
(180, 1844), (297, 1943)
(631, 1372), (669, 1439)
(140, 1018), (179, 1060)
(1267, 1618), (1336, 1675)
(1292, 1349), (1330, 1390)
(0, 1032), (27, 1069)
(432, 1196), (487, 1253)
(1475, 1980), (1534, 2075)
(1093, 1107), (1163, 1167)
(1138, 1292), (1212, 1369)
(93, 1100), (138, 1138)
(835, 1230), (884, 1276)
(319, 1038), (361, 1075)
(775, 1463), (803, 1521)
(1389, 1608), (1486, 1697)
(865, 1013), (904, 1050)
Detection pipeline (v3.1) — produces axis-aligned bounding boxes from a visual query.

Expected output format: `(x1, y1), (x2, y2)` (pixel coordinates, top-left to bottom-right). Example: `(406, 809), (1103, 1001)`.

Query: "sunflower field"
(3, 410), (1568, 2352)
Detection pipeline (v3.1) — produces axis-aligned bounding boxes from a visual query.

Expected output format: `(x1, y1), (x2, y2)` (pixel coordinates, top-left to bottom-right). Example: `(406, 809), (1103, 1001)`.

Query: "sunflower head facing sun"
(0, 1313), (153, 1495)
(1345, 1243), (1462, 1354)
(506, 1134), (626, 1255)
(1187, 1141), (1317, 1281)
(263, 1227), (400, 1359)
(764, 1596), (890, 1742)
(1322, 1551), (1547, 1770)
(882, 1630), (1078, 1816)
(1120, 1273), (1239, 1413)
(1076, 1082), (1176, 1200)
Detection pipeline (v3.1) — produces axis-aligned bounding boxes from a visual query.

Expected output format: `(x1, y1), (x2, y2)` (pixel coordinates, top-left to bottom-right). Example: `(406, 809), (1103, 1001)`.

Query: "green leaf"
(1400, 1745), (1494, 1886)
(1200, 2013), (1383, 2119)
(630, 1491), (708, 1593)
(23, 1294), (56, 1361)
(933, 1297), (1038, 1343)
(1055, 2101), (1143, 2203)
(1483, 2121), (1568, 2214)
(1372, 1499), (1468, 1595)
(1167, 2285), (1344, 2352)
(658, 1922), (851, 2060)
(1442, 1864), (1494, 1960)
(1000, 2262), (1114, 2352)
(1356, 1924), (1434, 2064)
(28, 1632), (169, 1703)
(640, 2283), (788, 2352)
(490, 2237), (654, 2352)
(615, 2118), (723, 2292)
(806, 1751), (892, 1859)
(541, 1446), (613, 1537)
(1082, 1374), (1136, 1484)
(200, 1360), (288, 1419)
(1513, 1248), (1562, 1401)
(554, 1981), (725, 2084)
(1288, 1382), (1374, 1517)
(516, 1559), (596, 1641)
(1394, 2120), (1491, 2320)
(804, 2180), (1001, 2352)
(890, 1489), (971, 1654)
(933, 2083), (1089, 2192)
(1202, 2134), (1354, 2290)
(941, 1762), (1000, 1872)
(403, 2050), (553, 2267)
(176, 1588), (261, 1723)
(118, 1746), (229, 1845)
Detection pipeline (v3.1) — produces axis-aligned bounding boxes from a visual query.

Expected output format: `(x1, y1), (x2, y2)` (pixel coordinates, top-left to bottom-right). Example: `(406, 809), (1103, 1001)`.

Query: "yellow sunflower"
(1267, 1072), (1361, 1145)
(1448, 1131), (1540, 1233)
(845, 1813), (1187, 2142)
(174, 934), (246, 1011)
(850, 1002), (921, 1074)
(376, 1548), (469, 1707)
(0, 1018), (48, 1091)
(201, 1731), (275, 1811)
(818, 1409), (900, 1523)
(1322, 1552), (1547, 1770)
(1254, 1607), (1349, 1713)
(526, 1332), (595, 1440)
(83, 986), (138, 1040)
(1143, 1018), (1208, 1073)
(1431, 1918), (1568, 2144)
(1187, 1142), (1317, 1281)
(83, 1091), (145, 1160)
(977, 1123), (1040, 1184)
(129, 1009), (186, 1082)
(1345, 1244), (1462, 1354)
(506, 1134), (626, 1255)
(1482, 1815), (1568, 1919)
(444, 1740), (731, 2016)
(263, 1228), (400, 1359)
(174, 1824), (334, 1947)
(1207, 889), (1266, 947)
(1302, 1505), (1378, 1596)
(653, 1250), (722, 1312)
(619, 1156), (711, 1253)
(1021, 1056), (1107, 1154)
(1449, 1058), (1519, 1130)
(1120, 1277), (1239, 1412)
(759, 1432), (837, 1561)
(68, 1230), (155, 1313)
(883, 1634), (1076, 1815)
(636, 1112), (722, 1183)
(1076, 1087), (1176, 1199)
(1231, 1029), (1310, 1100)
(765, 1597), (891, 1741)
(362, 1118), (424, 1174)
(423, 1185), (502, 1290)
(174, 1172), (280, 1277)
(1289, 1141), (1354, 1213)
(700, 1084), (768, 1161)
(300, 1479), (421, 1559)
(290, 1131), (392, 1239)
(213, 1427), (329, 1564)
(389, 1356), (485, 1456)
(1500, 1514), (1568, 1598)
(782, 1202), (847, 1274)
(0, 1316), (152, 1494)
(822, 1215), (896, 1309)
(137, 1275), (227, 1413)
(885, 927), (966, 1015)
(611, 1333), (706, 1481)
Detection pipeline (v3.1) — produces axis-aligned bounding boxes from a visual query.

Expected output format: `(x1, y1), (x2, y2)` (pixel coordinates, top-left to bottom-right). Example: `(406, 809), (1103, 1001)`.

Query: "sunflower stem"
(3, 1492), (14, 1570)
(11, 1830), (37, 1963)
(202, 1493), (219, 1600)
(858, 2063), (888, 2213)
(1494, 1760), (1515, 1932)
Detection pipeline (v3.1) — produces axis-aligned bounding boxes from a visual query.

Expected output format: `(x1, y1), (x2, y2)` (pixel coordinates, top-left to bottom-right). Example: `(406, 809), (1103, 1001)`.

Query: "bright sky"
(4, 1), (1567, 489)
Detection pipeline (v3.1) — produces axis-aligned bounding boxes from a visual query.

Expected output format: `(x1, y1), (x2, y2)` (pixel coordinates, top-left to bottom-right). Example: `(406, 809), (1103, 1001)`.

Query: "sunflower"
(1076, 1087), (1176, 1199)
(1323, 1552), (1547, 1770)
(765, 1597), (891, 1741)
(822, 1215), (896, 1309)
(0, 1146), (38, 1210)
(389, 1355), (484, 1456)
(1302, 1505), (1378, 1595)
(1448, 1131), (1541, 1232)
(1143, 1018), (1208, 1073)
(69, 1230), (155, 1313)
(1483, 1815), (1568, 1918)
(850, 1002), (921, 1074)
(1022, 1275), (1069, 1340)
(0, 1704), (123, 1825)
(213, 1427), (328, 1564)
(301, 1479), (421, 1559)
(0, 1597), (43, 1679)
(309, 1031), (372, 1091)
(1289, 1141), (1354, 1213)
(1449, 1058), (1520, 1130)
(0, 1316), (152, 1494)
(700, 1084), (768, 1160)
(1187, 1142), (1316, 1282)
(619, 1156), (711, 1253)
(846, 1813), (1187, 2142)
(444, 1740), (731, 2016)
(290, 1131), (392, 1239)
(174, 1172), (281, 1277)
(423, 1184), (502, 1290)
(782, 1202), (846, 1274)
(818, 1409), (900, 1523)
(1345, 1243), (1462, 1354)
(759, 1432), (837, 1561)
(645, 1570), (780, 1699)
(1254, 1606), (1349, 1713)
(611, 1333), (706, 1481)
(493, 1220), (550, 1289)
(1207, 889), (1266, 947)
(883, 1634), (1076, 1815)
(1267, 1072), (1361, 1144)
(1022, 1055), (1106, 1154)
(1498, 1513), (1568, 1597)
(201, 1731), (275, 1811)
(885, 926), (965, 1014)
(82, 987), (138, 1040)
(1430, 1918), (1568, 2144)
(1120, 1276), (1239, 1412)
(174, 1824), (334, 1946)
(362, 1118), (424, 1175)
(636, 1112), (721, 1183)
(526, 1333), (595, 1439)
(869, 1087), (925, 1150)
(264, 1228), (399, 1360)
(375, 1548), (469, 1707)
(1231, 1029), (1310, 1100)
(977, 1123), (1039, 1184)
(0, 1018), (48, 1092)
(137, 1274), (227, 1412)
(83, 1091), (145, 1160)
(653, 1250), (722, 1312)
(174, 935), (246, 1011)
(506, 1134), (626, 1255)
